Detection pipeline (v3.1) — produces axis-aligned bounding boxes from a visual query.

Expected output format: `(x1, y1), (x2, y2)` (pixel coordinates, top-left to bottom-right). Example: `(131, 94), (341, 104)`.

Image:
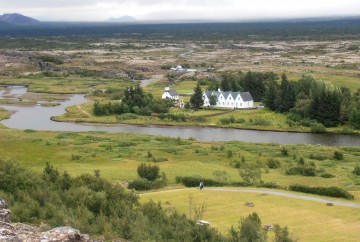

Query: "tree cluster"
(0, 160), (223, 241)
(211, 71), (278, 102)
(93, 84), (173, 116)
(263, 73), (360, 128)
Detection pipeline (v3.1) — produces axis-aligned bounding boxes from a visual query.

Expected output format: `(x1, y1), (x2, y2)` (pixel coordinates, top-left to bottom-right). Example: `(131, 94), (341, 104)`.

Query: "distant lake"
(1, 86), (360, 147)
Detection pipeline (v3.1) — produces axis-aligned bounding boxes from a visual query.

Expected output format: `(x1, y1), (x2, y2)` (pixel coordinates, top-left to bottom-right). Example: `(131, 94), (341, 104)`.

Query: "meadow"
(140, 189), (360, 241)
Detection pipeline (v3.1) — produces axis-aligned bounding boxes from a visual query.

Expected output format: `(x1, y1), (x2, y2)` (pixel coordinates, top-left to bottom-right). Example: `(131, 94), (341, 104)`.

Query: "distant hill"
(107, 15), (136, 22)
(0, 13), (40, 25)
(0, 20), (13, 27)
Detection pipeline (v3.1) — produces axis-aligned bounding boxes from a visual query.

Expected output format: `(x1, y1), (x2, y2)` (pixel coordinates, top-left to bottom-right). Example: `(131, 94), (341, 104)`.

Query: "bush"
(309, 153), (327, 161)
(176, 176), (224, 187)
(321, 173), (335, 178)
(289, 185), (354, 199)
(137, 163), (160, 181)
(310, 123), (326, 133)
(253, 118), (271, 126)
(353, 163), (360, 176)
(333, 151), (344, 160)
(267, 158), (281, 169)
(128, 178), (153, 190)
(258, 181), (280, 189)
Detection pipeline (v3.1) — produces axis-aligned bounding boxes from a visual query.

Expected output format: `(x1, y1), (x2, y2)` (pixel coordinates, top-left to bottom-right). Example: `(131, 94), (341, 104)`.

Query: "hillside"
(0, 20), (13, 27)
(0, 13), (40, 25)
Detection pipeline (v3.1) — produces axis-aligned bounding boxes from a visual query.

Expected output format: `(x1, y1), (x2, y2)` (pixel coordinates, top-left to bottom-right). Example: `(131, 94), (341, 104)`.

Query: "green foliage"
(286, 161), (317, 177)
(93, 85), (173, 116)
(190, 83), (204, 110)
(267, 159), (281, 169)
(209, 95), (218, 106)
(275, 74), (296, 113)
(0, 160), (223, 241)
(333, 151), (344, 160)
(137, 163), (160, 181)
(230, 212), (267, 242)
(239, 167), (262, 185)
(289, 185), (354, 199)
(320, 173), (335, 178)
(273, 224), (295, 242)
(349, 108), (360, 129)
(158, 113), (187, 122)
(310, 122), (326, 133)
(176, 176), (224, 187)
(353, 163), (360, 176)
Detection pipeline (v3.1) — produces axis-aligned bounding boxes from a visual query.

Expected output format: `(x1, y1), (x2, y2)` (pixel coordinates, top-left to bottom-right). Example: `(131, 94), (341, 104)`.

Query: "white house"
(203, 90), (254, 109)
(170, 65), (196, 72)
(162, 86), (179, 101)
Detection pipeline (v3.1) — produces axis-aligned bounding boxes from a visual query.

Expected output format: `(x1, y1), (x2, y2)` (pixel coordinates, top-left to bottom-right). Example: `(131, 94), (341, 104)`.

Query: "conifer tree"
(190, 83), (204, 110)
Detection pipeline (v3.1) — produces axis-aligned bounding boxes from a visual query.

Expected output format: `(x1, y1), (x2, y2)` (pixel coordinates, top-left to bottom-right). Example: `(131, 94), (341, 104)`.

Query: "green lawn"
(140, 188), (360, 241)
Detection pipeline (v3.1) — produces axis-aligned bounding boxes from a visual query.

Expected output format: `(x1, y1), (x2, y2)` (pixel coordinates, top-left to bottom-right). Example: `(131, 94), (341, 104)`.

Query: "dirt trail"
(76, 105), (92, 117)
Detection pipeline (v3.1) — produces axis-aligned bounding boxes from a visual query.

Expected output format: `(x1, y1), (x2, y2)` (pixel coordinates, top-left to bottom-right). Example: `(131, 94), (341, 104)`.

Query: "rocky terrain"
(0, 198), (91, 242)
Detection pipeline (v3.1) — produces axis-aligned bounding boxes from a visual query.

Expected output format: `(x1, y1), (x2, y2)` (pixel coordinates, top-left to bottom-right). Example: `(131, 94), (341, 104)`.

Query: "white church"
(203, 90), (254, 109)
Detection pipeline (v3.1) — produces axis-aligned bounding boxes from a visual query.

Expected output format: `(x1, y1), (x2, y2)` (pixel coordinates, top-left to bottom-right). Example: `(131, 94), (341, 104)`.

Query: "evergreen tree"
(190, 83), (204, 110)
(263, 80), (279, 111)
(310, 89), (342, 127)
(276, 74), (296, 113)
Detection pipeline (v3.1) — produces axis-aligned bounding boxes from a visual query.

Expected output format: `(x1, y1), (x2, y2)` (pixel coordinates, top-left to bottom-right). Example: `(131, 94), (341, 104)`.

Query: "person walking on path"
(199, 181), (204, 190)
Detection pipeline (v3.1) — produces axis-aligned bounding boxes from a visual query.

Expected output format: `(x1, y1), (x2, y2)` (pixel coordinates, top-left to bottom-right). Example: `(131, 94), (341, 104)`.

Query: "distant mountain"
(0, 13), (40, 25)
(0, 20), (13, 27)
(106, 15), (136, 22)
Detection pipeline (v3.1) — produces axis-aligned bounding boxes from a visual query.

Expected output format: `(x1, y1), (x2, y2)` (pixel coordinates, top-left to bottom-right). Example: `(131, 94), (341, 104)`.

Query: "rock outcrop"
(0, 198), (91, 241)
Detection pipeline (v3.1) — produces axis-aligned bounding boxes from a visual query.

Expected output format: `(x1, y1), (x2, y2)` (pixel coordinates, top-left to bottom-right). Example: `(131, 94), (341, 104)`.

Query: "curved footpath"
(206, 187), (360, 208)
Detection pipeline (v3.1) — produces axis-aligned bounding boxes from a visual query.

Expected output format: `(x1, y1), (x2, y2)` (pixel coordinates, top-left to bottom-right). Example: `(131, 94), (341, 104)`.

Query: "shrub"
(310, 123), (326, 133)
(258, 181), (279, 189)
(267, 158), (281, 169)
(280, 147), (289, 156)
(128, 178), (153, 191)
(309, 153), (327, 161)
(177, 176), (223, 187)
(333, 151), (344, 160)
(253, 118), (271, 126)
(137, 163), (160, 181)
(321, 173), (335, 178)
(353, 163), (360, 176)
(289, 185), (354, 199)
(285, 166), (304, 175)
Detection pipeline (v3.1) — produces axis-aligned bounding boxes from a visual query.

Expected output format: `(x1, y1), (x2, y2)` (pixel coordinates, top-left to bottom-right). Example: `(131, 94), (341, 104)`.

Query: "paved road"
(206, 188), (360, 208)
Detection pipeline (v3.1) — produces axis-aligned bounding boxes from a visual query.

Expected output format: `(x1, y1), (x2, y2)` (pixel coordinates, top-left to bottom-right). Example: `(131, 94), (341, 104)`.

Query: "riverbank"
(53, 100), (360, 136)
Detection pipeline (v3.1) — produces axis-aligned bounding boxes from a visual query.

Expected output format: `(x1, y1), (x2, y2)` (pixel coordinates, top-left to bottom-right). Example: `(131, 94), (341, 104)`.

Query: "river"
(1, 86), (360, 146)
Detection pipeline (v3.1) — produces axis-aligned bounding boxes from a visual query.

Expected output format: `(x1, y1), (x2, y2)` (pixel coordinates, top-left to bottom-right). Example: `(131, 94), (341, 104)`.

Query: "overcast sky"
(1, 0), (359, 21)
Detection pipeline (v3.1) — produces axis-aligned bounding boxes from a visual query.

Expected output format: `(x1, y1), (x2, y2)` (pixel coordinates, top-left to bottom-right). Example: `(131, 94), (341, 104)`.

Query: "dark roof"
(168, 90), (178, 96)
(204, 91), (220, 98)
(204, 91), (253, 102)
(240, 92), (253, 102)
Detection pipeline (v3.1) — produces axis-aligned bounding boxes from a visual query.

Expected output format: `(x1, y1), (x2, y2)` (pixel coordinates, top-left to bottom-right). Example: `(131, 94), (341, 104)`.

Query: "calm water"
(1, 86), (360, 146)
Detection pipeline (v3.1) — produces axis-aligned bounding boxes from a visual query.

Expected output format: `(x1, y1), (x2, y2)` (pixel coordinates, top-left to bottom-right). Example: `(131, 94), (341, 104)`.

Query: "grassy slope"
(0, 127), (360, 191)
(140, 189), (360, 241)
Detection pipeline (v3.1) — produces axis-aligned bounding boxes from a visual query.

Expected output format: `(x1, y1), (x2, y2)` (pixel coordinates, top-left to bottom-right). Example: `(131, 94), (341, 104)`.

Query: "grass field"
(140, 188), (360, 241)
(0, 126), (360, 191)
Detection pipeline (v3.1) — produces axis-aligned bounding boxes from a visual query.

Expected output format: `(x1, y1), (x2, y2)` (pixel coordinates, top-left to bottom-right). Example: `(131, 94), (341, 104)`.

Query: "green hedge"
(289, 185), (354, 199)
(175, 176), (224, 187)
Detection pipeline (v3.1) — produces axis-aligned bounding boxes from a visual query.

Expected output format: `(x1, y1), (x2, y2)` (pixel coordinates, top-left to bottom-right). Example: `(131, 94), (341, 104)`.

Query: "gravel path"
(206, 188), (360, 208)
